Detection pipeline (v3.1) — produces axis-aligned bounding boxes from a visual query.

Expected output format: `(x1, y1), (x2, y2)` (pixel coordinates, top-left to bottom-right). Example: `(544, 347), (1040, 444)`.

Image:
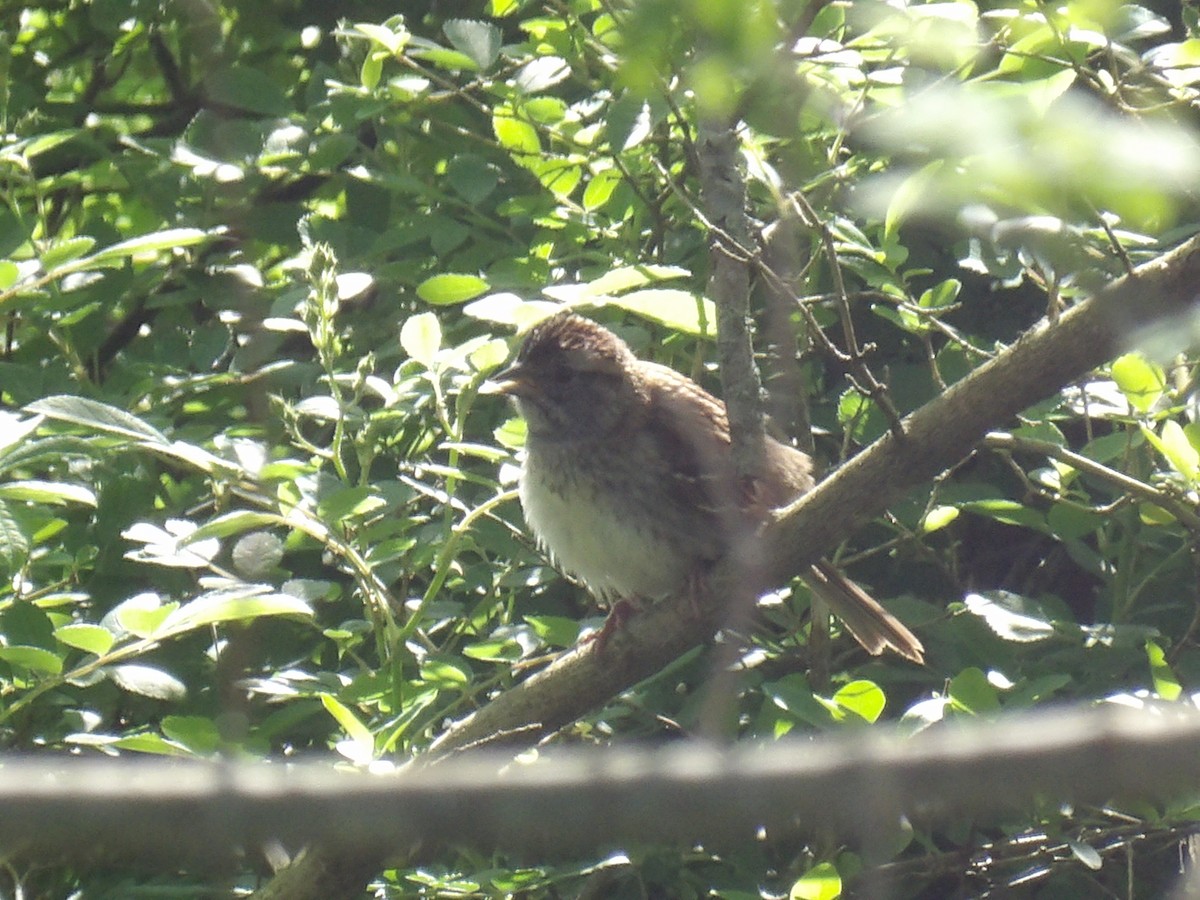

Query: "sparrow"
(490, 310), (924, 664)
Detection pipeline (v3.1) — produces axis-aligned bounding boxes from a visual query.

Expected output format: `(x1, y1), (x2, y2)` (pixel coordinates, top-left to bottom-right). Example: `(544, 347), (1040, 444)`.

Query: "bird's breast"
(518, 444), (695, 602)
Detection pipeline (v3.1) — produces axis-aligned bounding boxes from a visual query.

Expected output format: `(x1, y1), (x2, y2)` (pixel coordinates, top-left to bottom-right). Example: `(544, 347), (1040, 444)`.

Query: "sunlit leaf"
(108, 664), (187, 700)
(443, 19), (501, 69)
(88, 228), (213, 264)
(41, 236), (96, 269)
(963, 591), (1056, 642)
(1110, 353), (1164, 413)
(0, 645), (63, 674)
(0, 480), (96, 506)
(515, 56), (570, 92)
(55, 623), (116, 655)
(26, 395), (167, 442)
(492, 112), (540, 154)
(107, 593), (177, 638)
(921, 505), (959, 533)
(401, 311), (443, 367)
(833, 680), (886, 723)
(791, 862), (842, 900)
(605, 289), (715, 336)
(949, 666), (1001, 714)
(417, 273), (490, 305)
(1146, 639), (1182, 701)
(153, 587), (313, 636)
(161, 715), (222, 755)
(320, 693), (374, 747)
(1146, 419), (1200, 481)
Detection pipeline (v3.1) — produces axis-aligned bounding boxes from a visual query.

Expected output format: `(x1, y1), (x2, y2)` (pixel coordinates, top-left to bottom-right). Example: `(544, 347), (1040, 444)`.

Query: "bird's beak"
(480, 361), (532, 397)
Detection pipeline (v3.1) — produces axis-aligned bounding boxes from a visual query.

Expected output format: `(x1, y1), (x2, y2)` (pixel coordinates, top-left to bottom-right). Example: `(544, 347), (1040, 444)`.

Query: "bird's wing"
(640, 361), (813, 513)
(637, 361), (739, 522)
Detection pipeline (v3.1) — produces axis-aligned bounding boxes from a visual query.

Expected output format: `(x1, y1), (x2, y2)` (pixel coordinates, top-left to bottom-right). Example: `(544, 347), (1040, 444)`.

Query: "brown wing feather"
(633, 362), (743, 554)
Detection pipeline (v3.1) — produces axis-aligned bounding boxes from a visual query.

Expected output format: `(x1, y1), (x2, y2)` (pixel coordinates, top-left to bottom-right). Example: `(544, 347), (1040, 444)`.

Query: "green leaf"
(918, 278), (961, 309)
(515, 56), (570, 93)
(583, 169), (623, 211)
(420, 656), (472, 688)
(963, 591), (1056, 642)
(88, 227), (212, 265)
(55, 623), (116, 655)
(0, 645), (63, 674)
(1144, 420), (1199, 482)
(26, 395), (168, 442)
(524, 614), (582, 647)
(446, 154), (500, 203)
(417, 273), (490, 305)
(836, 389), (887, 444)
(1066, 838), (1103, 870)
(0, 480), (96, 506)
(791, 862), (842, 900)
(494, 417), (526, 450)
(949, 667), (1001, 714)
(1111, 353), (1165, 413)
(545, 264), (689, 301)
(1146, 639), (1182, 701)
(204, 66), (289, 117)
(153, 587), (313, 636)
(521, 157), (581, 198)
(412, 47), (480, 72)
(361, 50), (384, 90)
(108, 663), (187, 700)
(40, 236), (96, 270)
(354, 22), (410, 56)
(832, 680), (886, 723)
(0, 261), (19, 290)
(921, 505), (959, 533)
(443, 19), (501, 70)
(884, 160), (944, 241)
(1139, 502), (1175, 526)
(462, 639), (522, 661)
(0, 500), (28, 575)
(959, 499), (1046, 530)
(1047, 502), (1102, 539)
(161, 715), (222, 755)
(320, 693), (374, 747)
(762, 674), (840, 728)
(606, 289), (716, 336)
(401, 311), (443, 367)
(110, 733), (191, 756)
(1, 599), (55, 648)
(109, 593), (177, 638)
(186, 511), (282, 541)
(492, 112), (541, 154)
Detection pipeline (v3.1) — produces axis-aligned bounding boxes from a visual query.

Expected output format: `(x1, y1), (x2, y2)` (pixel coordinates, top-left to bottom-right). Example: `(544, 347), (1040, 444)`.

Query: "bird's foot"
(583, 598), (639, 655)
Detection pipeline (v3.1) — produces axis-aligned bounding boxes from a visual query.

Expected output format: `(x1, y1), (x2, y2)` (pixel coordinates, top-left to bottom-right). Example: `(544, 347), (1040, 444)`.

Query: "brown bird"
(490, 310), (924, 664)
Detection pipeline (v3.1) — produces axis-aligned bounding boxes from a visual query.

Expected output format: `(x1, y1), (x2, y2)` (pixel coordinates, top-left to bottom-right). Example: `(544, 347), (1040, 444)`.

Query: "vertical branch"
(696, 120), (766, 481)
(760, 216), (814, 456)
(694, 119), (770, 738)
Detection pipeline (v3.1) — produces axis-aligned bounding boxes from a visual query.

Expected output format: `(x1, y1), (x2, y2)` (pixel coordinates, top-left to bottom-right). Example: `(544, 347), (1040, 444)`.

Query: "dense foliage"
(2, 0), (1200, 896)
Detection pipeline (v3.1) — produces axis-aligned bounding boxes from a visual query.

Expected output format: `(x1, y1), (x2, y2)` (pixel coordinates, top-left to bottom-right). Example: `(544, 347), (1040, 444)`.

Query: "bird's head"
(488, 312), (647, 442)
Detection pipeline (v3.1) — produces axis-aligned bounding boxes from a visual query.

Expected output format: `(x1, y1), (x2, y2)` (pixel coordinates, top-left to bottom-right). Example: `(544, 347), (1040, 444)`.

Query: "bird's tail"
(803, 560), (925, 664)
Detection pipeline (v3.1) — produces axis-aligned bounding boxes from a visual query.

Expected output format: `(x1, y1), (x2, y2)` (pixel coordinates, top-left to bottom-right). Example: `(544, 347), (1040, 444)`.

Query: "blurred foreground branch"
(6, 705), (1200, 869)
